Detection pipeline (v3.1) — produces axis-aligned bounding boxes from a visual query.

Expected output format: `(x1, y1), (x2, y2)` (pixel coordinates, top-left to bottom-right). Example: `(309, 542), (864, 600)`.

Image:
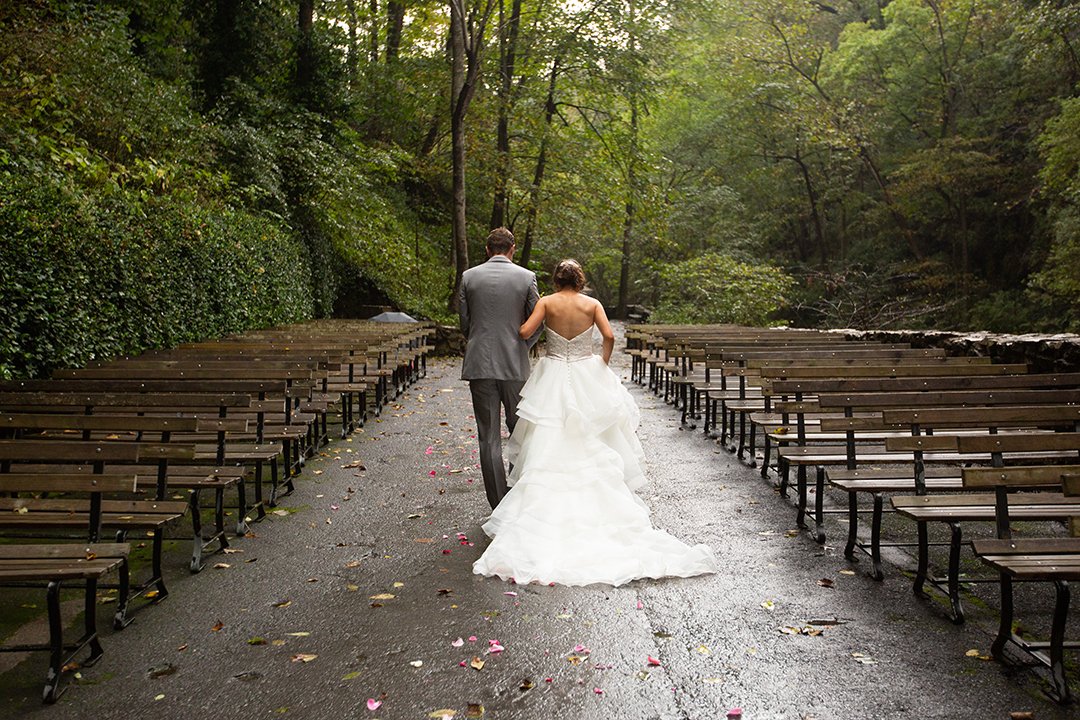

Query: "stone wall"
(433, 325), (466, 357)
(836, 329), (1080, 373)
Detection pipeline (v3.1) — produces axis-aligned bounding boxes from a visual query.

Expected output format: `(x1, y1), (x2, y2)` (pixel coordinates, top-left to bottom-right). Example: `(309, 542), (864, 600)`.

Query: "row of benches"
(627, 324), (1080, 703)
(0, 318), (434, 703)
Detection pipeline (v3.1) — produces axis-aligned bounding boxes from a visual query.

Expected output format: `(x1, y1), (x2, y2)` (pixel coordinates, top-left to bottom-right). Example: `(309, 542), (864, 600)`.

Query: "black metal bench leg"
(870, 493), (885, 580)
(737, 412), (747, 460)
(796, 465), (808, 529)
(151, 529), (168, 600)
(914, 522), (930, 598)
(761, 435), (771, 479)
(114, 559), (131, 630)
(844, 491), (859, 560)
(991, 574), (1012, 660)
(748, 422), (757, 468)
(43, 581), (63, 704)
(814, 466), (826, 544)
(82, 577), (103, 666)
(1049, 580), (1071, 703)
(236, 477), (251, 535)
(189, 489), (205, 573)
(779, 458), (790, 499)
(947, 522), (965, 624)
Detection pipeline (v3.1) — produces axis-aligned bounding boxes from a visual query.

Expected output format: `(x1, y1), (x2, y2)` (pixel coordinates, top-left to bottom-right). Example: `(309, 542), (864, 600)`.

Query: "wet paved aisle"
(3, 325), (1069, 720)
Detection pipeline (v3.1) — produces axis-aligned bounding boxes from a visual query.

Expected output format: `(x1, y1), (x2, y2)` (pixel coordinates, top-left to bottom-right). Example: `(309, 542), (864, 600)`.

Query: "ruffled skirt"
(472, 355), (718, 586)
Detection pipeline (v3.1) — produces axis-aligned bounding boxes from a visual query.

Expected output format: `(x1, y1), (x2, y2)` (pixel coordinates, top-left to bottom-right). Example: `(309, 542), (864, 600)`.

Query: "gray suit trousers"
(469, 378), (525, 509)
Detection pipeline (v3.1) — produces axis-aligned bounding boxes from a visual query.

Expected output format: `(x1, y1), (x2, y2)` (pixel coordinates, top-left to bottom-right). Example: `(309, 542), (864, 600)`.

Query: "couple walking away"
(459, 227), (717, 587)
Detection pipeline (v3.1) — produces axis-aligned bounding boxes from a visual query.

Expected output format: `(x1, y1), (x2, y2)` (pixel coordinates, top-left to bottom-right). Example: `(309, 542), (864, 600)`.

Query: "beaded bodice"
(545, 327), (594, 362)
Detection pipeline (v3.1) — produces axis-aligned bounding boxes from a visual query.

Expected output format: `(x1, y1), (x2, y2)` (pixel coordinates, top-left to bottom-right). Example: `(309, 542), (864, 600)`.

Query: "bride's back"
(542, 291), (599, 339)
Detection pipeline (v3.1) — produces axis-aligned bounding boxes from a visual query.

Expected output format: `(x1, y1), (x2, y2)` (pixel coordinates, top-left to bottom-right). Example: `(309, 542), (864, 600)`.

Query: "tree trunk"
(386, 0), (405, 61)
(369, 0), (380, 64)
(489, 0), (522, 230)
(447, 0), (495, 312)
(792, 147), (826, 264)
(296, 0), (315, 106)
(520, 58), (560, 269)
(346, 0), (359, 82)
(617, 97), (638, 319)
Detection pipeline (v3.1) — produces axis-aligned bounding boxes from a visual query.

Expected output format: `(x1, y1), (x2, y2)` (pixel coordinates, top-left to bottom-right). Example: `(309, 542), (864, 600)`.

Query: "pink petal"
(544, 677), (553, 683)
(468, 636), (477, 642)
(428, 470), (437, 477)
(366, 699), (382, 711)
(458, 660), (467, 667)
(330, 504), (339, 511)
(451, 638), (465, 648)
(504, 591), (518, 597)
(726, 709), (743, 719)
(636, 600), (644, 610)
(593, 688), (604, 695)
(573, 644), (590, 653)
(647, 655), (661, 667)
(425, 447), (434, 454)
(442, 549), (452, 555)
(488, 644), (505, 654)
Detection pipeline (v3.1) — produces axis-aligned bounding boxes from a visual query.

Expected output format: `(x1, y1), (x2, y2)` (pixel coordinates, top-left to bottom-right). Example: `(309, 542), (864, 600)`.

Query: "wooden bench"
(0, 413), (248, 571)
(0, 439), (189, 603)
(886, 428), (1080, 623)
(0, 471), (136, 703)
(971, 471), (1080, 703)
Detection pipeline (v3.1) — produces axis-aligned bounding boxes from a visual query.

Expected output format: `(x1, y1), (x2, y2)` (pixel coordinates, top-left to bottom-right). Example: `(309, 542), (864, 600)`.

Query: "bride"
(472, 259), (718, 586)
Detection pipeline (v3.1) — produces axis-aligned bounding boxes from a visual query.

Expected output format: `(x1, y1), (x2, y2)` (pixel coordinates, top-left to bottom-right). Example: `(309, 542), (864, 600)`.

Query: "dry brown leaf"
(470, 657), (485, 671)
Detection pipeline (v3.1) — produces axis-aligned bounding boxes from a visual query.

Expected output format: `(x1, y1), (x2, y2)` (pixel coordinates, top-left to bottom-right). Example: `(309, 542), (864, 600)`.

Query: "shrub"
(651, 253), (795, 326)
(0, 174), (313, 379)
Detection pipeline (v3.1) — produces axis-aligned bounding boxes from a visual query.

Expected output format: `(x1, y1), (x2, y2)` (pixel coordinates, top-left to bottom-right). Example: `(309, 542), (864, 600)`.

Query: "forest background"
(1, 0), (1079, 379)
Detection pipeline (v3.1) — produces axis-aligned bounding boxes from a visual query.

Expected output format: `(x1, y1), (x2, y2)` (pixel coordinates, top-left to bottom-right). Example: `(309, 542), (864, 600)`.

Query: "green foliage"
(651, 253), (795, 326)
(0, 174), (314, 379)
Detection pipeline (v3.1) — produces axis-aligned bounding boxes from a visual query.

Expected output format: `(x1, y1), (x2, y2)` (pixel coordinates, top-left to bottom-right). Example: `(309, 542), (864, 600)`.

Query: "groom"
(459, 227), (541, 509)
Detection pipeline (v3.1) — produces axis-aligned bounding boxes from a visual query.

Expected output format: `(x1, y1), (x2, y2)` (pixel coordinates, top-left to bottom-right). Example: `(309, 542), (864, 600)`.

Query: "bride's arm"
(594, 301), (615, 364)
(520, 296), (547, 339)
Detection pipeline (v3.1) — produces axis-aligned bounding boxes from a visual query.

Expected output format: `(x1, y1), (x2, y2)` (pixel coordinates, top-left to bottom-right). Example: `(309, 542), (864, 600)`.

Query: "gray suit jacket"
(459, 255), (541, 381)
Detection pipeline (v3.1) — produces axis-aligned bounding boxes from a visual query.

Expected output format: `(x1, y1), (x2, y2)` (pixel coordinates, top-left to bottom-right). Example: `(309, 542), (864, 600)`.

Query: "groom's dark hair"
(487, 227), (515, 255)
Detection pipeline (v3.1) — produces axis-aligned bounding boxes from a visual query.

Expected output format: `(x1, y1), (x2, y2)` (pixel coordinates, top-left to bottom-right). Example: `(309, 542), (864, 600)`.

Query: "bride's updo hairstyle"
(553, 259), (587, 292)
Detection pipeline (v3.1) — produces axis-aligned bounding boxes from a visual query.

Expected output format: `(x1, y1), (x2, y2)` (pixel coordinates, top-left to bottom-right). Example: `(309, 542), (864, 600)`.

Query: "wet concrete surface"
(2, 325), (1075, 719)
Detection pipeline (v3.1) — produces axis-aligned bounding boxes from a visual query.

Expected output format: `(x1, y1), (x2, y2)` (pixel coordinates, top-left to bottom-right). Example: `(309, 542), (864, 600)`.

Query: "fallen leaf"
(154, 694), (165, 702)
(272, 640), (287, 646)
(817, 578), (835, 588)
(272, 600), (292, 608)
(213, 563), (231, 570)
(344, 560), (362, 568)
(466, 704), (484, 718)
(761, 599), (776, 611)
(519, 679), (535, 691)
(696, 645), (711, 655)
(290, 653), (317, 663)
(247, 637), (267, 645)
(470, 657), (485, 671)
(429, 710), (456, 719)
(287, 632), (310, 637)
(393, 582), (405, 588)
(211, 621), (225, 632)
(409, 660), (423, 668)
(838, 569), (856, 576)
(272, 509), (290, 517)
(369, 593), (395, 600)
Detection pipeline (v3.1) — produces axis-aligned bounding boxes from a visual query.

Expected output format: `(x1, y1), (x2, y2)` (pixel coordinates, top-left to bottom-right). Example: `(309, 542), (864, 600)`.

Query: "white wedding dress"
(472, 326), (718, 586)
